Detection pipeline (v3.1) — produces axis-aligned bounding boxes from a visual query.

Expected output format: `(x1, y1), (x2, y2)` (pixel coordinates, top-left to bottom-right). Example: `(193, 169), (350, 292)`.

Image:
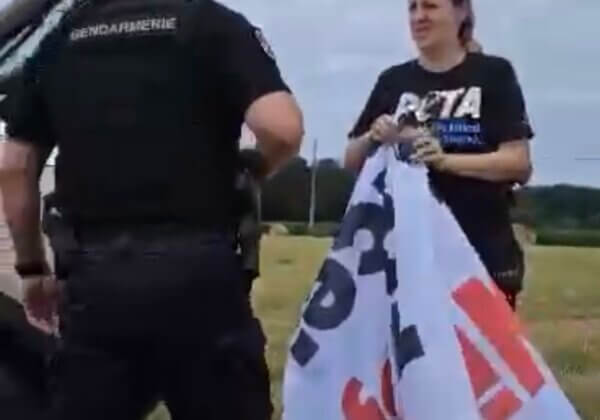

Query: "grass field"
(149, 237), (600, 420)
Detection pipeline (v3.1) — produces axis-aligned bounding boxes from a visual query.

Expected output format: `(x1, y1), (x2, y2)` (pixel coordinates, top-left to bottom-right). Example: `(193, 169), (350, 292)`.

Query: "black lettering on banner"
(333, 170), (395, 280)
(385, 256), (398, 296)
(371, 169), (387, 195)
(372, 170), (398, 294)
(303, 259), (357, 330)
(291, 169), (398, 366)
(333, 202), (380, 251)
(391, 303), (425, 378)
(290, 259), (355, 366)
(290, 329), (320, 367)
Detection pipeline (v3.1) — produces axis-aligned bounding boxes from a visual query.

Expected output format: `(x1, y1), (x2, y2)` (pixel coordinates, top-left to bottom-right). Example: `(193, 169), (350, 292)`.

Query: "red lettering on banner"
(381, 359), (398, 417)
(455, 326), (499, 399)
(456, 326), (524, 418)
(453, 278), (545, 397)
(342, 378), (385, 420)
(481, 387), (522, 419)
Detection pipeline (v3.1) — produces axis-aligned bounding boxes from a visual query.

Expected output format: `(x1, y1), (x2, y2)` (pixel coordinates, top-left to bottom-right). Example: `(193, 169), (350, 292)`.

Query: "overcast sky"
(1, 0), (598, 187)
(220, 0), (600, 188)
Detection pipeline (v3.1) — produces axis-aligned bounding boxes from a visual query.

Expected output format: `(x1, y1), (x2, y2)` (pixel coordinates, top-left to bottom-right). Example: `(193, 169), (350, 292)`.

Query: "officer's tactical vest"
(41, 0), (240, 227)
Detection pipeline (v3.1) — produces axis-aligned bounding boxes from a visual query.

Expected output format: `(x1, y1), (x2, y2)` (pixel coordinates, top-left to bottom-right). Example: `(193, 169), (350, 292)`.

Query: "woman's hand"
(410, 138), (532, 183)
(410, 134), (447, 170)
(369, 115), (401, 144)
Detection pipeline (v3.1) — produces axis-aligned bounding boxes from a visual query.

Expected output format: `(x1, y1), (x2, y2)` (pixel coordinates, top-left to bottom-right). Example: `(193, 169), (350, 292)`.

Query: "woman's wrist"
(351, 132), (376, 153)
(435, 153), (452, 172)
(361, 131), (375, 146)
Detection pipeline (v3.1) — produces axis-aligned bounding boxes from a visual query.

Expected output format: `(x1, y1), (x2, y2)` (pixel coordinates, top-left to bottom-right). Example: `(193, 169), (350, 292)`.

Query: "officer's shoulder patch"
(253, 28), (276, 61)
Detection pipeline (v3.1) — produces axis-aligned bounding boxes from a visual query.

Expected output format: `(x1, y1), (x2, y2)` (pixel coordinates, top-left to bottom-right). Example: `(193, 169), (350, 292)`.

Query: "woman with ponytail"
(345, 0), (534, 309)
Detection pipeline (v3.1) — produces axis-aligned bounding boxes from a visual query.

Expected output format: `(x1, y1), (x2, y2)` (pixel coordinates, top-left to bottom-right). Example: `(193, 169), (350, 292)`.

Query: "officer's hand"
(22, 274), (59, 335)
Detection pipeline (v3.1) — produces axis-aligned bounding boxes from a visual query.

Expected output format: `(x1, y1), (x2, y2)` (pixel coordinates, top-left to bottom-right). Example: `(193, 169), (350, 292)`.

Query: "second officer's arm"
(218, 13), (304, 178)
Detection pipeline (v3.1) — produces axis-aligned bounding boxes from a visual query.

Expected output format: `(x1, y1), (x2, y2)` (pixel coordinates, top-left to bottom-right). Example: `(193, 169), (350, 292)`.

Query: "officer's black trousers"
(49, 229), (272, 420)
(0, 365), (46, 420)
(0, 292), (50, 420)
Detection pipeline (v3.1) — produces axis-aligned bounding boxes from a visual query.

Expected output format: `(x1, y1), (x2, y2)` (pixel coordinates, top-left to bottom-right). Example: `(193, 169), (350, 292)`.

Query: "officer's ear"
(245, 91), (304, 155)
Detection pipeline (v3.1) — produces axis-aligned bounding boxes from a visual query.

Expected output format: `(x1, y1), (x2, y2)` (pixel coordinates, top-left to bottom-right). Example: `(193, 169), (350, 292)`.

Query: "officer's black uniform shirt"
(349, 53), (534, 274)
(5, 0), (290, 228)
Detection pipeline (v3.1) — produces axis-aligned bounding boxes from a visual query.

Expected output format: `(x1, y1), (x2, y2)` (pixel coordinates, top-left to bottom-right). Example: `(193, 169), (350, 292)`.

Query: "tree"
(260, 157), (357, 223)
(261, 157), (311, 222)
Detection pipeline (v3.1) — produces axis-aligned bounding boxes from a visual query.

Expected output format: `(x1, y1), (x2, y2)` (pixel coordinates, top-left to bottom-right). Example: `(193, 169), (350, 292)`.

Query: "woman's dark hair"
(452, 0), (475, 45)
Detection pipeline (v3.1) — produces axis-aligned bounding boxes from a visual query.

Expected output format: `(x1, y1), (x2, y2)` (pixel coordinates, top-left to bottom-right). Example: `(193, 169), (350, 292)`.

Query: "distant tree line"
(512, 185), (600, 230)
(260, 157), (600, 232)
(261, 157), (356, 223)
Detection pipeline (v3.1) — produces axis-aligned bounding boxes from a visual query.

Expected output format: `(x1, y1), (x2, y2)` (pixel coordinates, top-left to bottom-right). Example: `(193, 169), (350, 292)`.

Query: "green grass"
(536, 229), (600, 248)
(149, 238), (600, 420)
(520, 246), (600, 320)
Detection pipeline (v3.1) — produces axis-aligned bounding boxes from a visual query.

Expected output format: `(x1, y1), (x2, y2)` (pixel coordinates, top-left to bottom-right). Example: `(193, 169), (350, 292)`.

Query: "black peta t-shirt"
(349, 53), (534, 278)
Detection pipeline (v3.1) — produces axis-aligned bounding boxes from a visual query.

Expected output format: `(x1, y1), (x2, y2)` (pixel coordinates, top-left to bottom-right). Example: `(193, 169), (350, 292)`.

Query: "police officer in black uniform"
(0, 0), (304, 418)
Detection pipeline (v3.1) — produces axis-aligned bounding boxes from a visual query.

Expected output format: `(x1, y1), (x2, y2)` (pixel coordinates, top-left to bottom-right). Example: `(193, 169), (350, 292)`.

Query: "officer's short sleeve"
(487, 59), (534, 144)
(216, 10), (291, 116)
(3, 56), (56, 148)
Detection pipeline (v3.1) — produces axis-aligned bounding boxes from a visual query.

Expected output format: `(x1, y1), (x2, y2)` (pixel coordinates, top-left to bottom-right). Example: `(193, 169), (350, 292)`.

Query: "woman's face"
(408, 0), (465, 51)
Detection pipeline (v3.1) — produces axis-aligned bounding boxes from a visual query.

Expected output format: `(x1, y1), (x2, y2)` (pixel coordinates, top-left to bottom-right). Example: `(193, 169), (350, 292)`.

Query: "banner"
(282, 146), (579, 420)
